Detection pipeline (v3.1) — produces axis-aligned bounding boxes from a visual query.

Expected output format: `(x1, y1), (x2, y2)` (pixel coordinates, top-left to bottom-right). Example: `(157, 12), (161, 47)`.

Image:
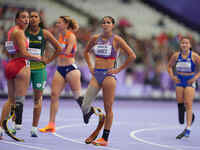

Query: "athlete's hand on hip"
(89, 67), (94, 75)
(172, 76), (180, 84)
(107, 68), (120, 74)
(187, 77), (197, 84)
(34, 55), (42, 62)
(41, 56), (49, 64)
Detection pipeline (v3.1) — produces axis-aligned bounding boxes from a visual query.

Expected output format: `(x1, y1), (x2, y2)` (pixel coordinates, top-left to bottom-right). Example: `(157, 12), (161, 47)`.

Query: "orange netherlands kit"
(58, 31), (77, 58)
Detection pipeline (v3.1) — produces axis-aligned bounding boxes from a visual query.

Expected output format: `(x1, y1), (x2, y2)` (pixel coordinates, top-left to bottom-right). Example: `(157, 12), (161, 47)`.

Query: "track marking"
(0, 140), (50, 150)
(130, 126), (200, 150)
(54, 123), (120, 150)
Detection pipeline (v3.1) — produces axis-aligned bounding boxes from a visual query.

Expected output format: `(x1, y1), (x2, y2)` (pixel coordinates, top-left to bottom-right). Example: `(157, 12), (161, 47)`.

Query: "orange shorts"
(5, 57), (27, 80)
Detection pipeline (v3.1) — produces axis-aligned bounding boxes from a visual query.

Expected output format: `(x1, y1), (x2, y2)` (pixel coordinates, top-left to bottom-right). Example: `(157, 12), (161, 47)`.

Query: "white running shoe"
(15, 124), (22, 130)
(31, 127), (38, 137)
(0, 127), (4, 140)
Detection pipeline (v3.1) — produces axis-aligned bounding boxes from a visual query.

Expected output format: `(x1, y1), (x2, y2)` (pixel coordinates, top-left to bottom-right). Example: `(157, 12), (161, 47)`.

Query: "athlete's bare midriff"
(95, 57), (115, 69)
(57, 56), (75, 66)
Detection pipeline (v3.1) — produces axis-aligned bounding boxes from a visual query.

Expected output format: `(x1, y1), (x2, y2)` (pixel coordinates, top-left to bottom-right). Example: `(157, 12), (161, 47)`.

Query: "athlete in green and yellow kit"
(13, 10), (61, 137)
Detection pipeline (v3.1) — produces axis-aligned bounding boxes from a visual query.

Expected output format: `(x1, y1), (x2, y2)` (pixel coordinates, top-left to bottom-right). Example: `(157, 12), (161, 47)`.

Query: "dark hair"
(180, 36), (191, 43)
(15, 9), (28, 20)
(29, 10), (45, 28)
(102, 16), (115, 24)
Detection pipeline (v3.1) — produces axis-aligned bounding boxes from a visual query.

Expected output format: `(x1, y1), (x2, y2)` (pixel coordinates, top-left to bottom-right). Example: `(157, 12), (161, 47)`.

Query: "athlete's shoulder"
(113, 35), (125, 43)
(191, 51), (199, 57)
(42, 28), (50, 35)
(113, 34), (121, 40)
(170, 52), (179, 60)
(90, 34), (100, 41)
(13, 28), (24, 38)
(191, 51), (200, 61)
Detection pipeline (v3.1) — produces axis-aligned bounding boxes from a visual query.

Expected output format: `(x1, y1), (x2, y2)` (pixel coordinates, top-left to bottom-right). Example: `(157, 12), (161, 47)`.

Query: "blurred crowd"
(1, 4), (200, 98)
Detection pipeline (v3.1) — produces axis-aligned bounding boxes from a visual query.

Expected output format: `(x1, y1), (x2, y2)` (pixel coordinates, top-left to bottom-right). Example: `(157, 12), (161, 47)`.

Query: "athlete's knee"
(51, 91), (60, 100)
(185, 101), (193, 110)
(34, 102), (42, 109)
(16, 96), (25, 105)
(176, 97), (184, 103)
(34, 97), (42, 109)
(8, 96), (15, 103)
(72, 90), (81, 99)
(104, 104), (113, 115)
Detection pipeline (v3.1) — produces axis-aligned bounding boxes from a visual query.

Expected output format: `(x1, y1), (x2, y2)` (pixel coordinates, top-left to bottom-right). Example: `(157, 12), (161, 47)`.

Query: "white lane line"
(130, 126), (200, 150)
(54, 123), (120, 150)
(0, 140), (50, 150)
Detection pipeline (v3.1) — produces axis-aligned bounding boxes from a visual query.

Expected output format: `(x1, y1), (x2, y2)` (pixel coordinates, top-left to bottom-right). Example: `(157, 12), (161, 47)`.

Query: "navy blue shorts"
(57, 64), (78, 79)
(176, 74), (195, 88)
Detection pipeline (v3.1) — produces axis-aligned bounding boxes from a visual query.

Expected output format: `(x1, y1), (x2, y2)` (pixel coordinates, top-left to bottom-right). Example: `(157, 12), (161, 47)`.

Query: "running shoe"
(39, 123), (55, 133)
(176, 129), (190, 139)
(15, 124), (22, 130)
(184, 129), (190, 137)
(92, 138), (108, 146)
(31, 127), (38, 137)
(0, 127), (3, 140)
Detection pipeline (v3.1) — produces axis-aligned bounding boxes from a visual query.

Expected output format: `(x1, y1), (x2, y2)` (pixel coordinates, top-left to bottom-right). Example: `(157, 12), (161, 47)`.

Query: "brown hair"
(180, 36), (191, 43)
(60, 16), (79, 31)
(102, 16), (115, 24)
(15, 9), (28, 21)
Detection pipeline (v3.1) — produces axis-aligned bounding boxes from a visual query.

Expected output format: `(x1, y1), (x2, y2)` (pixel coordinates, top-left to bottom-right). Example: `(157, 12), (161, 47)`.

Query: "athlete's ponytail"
(60, 16), (79, 32)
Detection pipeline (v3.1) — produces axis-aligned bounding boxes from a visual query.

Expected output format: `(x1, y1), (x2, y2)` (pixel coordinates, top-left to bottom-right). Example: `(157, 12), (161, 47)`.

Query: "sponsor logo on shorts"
(42, 81), (46, 89)
(36, 83), (42, 88)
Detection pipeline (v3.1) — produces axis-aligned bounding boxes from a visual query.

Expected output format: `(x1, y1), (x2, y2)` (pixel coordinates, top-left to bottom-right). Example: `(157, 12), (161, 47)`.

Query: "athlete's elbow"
(130, 53), (136, 61)
(20, 51), (30, 58)
(56, 48), (62, 53)
(84, 51), (89, 58)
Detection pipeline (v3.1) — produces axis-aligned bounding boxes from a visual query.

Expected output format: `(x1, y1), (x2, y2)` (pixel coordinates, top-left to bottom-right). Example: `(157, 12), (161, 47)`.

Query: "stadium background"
(0, 0), (200, 100)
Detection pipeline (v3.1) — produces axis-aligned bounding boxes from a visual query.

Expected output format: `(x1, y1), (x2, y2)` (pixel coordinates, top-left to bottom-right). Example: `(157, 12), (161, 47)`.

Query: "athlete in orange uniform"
(39, 16), (83, 132)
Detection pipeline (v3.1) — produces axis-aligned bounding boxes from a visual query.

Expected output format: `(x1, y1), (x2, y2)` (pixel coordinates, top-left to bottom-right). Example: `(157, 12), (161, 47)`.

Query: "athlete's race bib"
(5, 41), (16, 54)
(94, 44), (112, 57)
(28, 48), (41, 56)
(60, 43), (66, 49)
(176, 61), (191, 72)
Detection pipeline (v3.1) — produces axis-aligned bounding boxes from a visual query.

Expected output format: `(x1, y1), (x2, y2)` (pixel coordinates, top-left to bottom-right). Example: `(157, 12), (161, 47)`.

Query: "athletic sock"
(102, 129), (110, 141)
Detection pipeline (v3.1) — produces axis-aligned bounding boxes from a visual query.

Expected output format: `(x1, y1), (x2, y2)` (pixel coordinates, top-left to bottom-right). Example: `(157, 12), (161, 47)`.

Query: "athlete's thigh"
(31, 69), (47, 91)
(15, 67), (30, 96)
(51, 71), (66, 95)
(102, 76), (116, 106)
(176, 86), (184, 103)
(7, 79), (15, 101)
(66, 70), (81, 90)
(184, 87), (195, 103)
(89, 76), (100, 88)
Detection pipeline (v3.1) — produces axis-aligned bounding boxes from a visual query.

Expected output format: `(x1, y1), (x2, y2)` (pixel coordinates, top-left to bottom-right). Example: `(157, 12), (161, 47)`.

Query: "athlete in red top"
(0, 9), (42, 139)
